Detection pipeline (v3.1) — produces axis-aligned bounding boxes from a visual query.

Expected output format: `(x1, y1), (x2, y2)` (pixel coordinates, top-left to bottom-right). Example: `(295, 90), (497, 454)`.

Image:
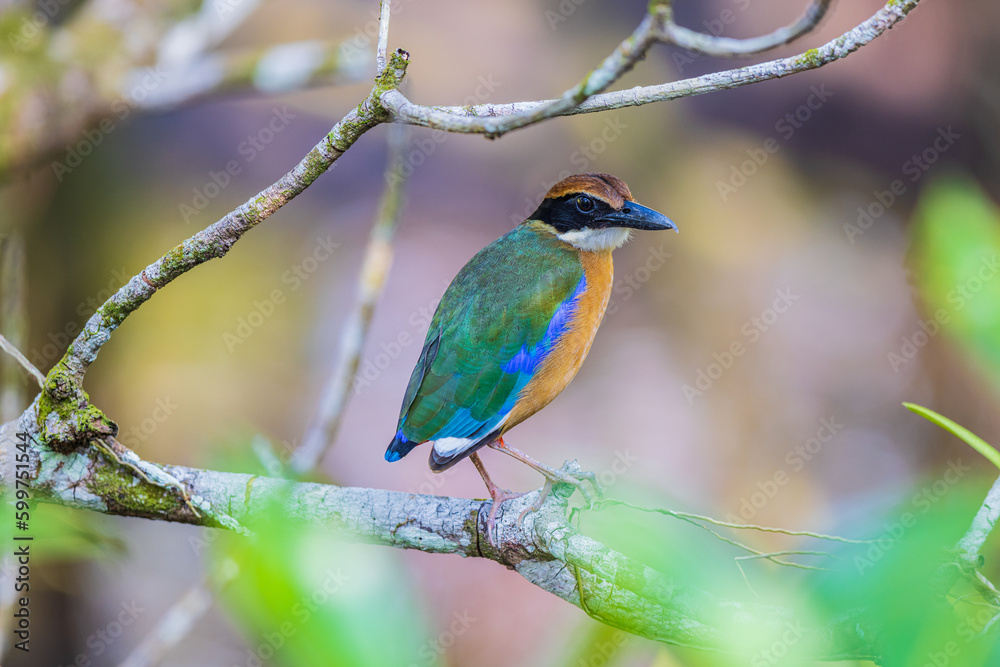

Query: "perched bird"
(385, 173), (676, 538)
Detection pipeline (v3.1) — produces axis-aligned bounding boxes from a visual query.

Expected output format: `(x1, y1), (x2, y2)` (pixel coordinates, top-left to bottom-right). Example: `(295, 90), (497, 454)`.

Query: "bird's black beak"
(598, 202), (677, 232)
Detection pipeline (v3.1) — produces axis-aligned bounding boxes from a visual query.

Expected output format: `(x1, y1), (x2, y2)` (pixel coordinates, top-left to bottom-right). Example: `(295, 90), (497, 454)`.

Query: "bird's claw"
(484, 487), (525, 547)
(517, 481), (552, 526)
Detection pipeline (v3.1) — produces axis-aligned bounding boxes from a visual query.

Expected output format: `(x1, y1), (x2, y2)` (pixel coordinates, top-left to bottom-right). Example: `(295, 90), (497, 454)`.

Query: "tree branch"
(956, 474), (1000, 568)
(381, 0), (918, 135)
(0, 410), (879, 660)
(34, 0), (922, 449)
(383, 12), (661, 138)
(0, 334), (42, 389)
(36, 51), (411, 451)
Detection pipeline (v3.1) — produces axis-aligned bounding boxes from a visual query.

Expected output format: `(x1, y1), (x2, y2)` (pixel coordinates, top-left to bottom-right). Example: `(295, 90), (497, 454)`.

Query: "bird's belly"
(503, 249), (613, 430)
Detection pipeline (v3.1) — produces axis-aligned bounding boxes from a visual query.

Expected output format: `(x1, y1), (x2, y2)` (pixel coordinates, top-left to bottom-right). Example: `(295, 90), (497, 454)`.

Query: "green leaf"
(903, 402), (1000, 470)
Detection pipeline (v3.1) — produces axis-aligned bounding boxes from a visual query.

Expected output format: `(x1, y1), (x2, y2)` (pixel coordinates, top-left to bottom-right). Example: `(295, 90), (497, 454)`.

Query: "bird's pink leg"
(469, 452), (523, 546)
(488, 437), (602, 507)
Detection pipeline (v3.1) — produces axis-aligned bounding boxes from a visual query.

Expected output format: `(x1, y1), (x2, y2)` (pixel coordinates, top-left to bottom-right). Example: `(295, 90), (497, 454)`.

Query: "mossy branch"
(1, 410), (883, 661)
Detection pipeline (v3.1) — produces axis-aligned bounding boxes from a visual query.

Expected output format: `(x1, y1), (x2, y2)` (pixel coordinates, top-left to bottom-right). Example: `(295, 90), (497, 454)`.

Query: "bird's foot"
(517, 481), (552, 526)
(515, 465), (604, 528)
(488, 440), (605, 508)
(539, 463), (604, 509)
(484, 486), (526, 547)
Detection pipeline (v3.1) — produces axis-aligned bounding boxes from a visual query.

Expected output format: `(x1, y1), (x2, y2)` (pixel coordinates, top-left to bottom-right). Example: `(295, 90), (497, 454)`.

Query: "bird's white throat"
(557, 227), (632, 251)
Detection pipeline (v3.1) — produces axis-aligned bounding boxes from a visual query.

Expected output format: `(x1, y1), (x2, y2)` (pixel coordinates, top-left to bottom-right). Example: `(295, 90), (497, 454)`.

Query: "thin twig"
(659, 0), (834, 57)
(735, 559), (759, 597)
(594, 498), (871, 544)
(376, 0), (392, 74)
(669, 510), (830, 571)
(735, 550), (835, 573)
(0, 333), (43, 389)
(117, 560), (239, 667)
(290, 124), (410, 475)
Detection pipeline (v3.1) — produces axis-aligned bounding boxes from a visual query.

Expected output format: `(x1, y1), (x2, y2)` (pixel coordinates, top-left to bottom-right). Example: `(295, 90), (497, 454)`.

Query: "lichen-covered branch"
(381, 0), (918, 135)
(0, 410), (880, 660)
(383, 11), (662, 138)
(35, 51), (411, 455)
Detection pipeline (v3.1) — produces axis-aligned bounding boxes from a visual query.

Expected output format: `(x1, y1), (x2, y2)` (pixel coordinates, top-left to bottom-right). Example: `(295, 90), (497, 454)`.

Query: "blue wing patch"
(502, 276), (586, 375)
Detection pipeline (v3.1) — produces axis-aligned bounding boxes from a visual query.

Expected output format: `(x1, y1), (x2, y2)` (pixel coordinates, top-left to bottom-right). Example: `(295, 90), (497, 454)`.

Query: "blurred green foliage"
(909, 176), (1000, 393)
(575, 464), (998, 664)
(212, 488), (434, 667)
(812, 483), (992, 666)
(0, 496), (123, 565)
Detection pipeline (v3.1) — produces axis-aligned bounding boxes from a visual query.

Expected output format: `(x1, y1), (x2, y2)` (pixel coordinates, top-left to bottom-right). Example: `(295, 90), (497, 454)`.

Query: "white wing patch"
(431, 437), (476, 458)
(429, 413), (513, 460)
(557, 227), (632, 251)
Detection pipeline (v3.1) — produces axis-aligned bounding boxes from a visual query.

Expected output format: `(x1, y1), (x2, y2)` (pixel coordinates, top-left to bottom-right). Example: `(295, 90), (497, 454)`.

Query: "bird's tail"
(385, 430), (419, 462)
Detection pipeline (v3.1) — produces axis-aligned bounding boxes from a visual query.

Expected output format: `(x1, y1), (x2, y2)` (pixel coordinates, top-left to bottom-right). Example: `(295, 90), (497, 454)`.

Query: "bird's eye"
(575, 196), (594, 213)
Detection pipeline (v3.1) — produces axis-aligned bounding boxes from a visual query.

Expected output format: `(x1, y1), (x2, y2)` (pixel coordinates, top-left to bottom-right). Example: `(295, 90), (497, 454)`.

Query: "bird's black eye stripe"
(526, 193), (614, 232)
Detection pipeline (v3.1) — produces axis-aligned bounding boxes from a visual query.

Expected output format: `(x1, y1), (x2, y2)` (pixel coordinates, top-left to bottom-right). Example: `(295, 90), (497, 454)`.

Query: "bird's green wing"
(386, 225), (584, 466)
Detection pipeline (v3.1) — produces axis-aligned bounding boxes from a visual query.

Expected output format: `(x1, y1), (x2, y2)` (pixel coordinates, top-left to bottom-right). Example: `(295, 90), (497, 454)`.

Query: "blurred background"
(2, 0), (1000, 664)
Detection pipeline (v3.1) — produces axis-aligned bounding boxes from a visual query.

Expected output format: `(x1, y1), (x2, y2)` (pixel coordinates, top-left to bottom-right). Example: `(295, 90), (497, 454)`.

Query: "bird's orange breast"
(503, 247), (614, 431)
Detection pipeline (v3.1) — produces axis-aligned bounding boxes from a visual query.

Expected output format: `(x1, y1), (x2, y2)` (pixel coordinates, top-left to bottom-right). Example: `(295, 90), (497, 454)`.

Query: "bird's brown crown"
(543, 173), (634, 210)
